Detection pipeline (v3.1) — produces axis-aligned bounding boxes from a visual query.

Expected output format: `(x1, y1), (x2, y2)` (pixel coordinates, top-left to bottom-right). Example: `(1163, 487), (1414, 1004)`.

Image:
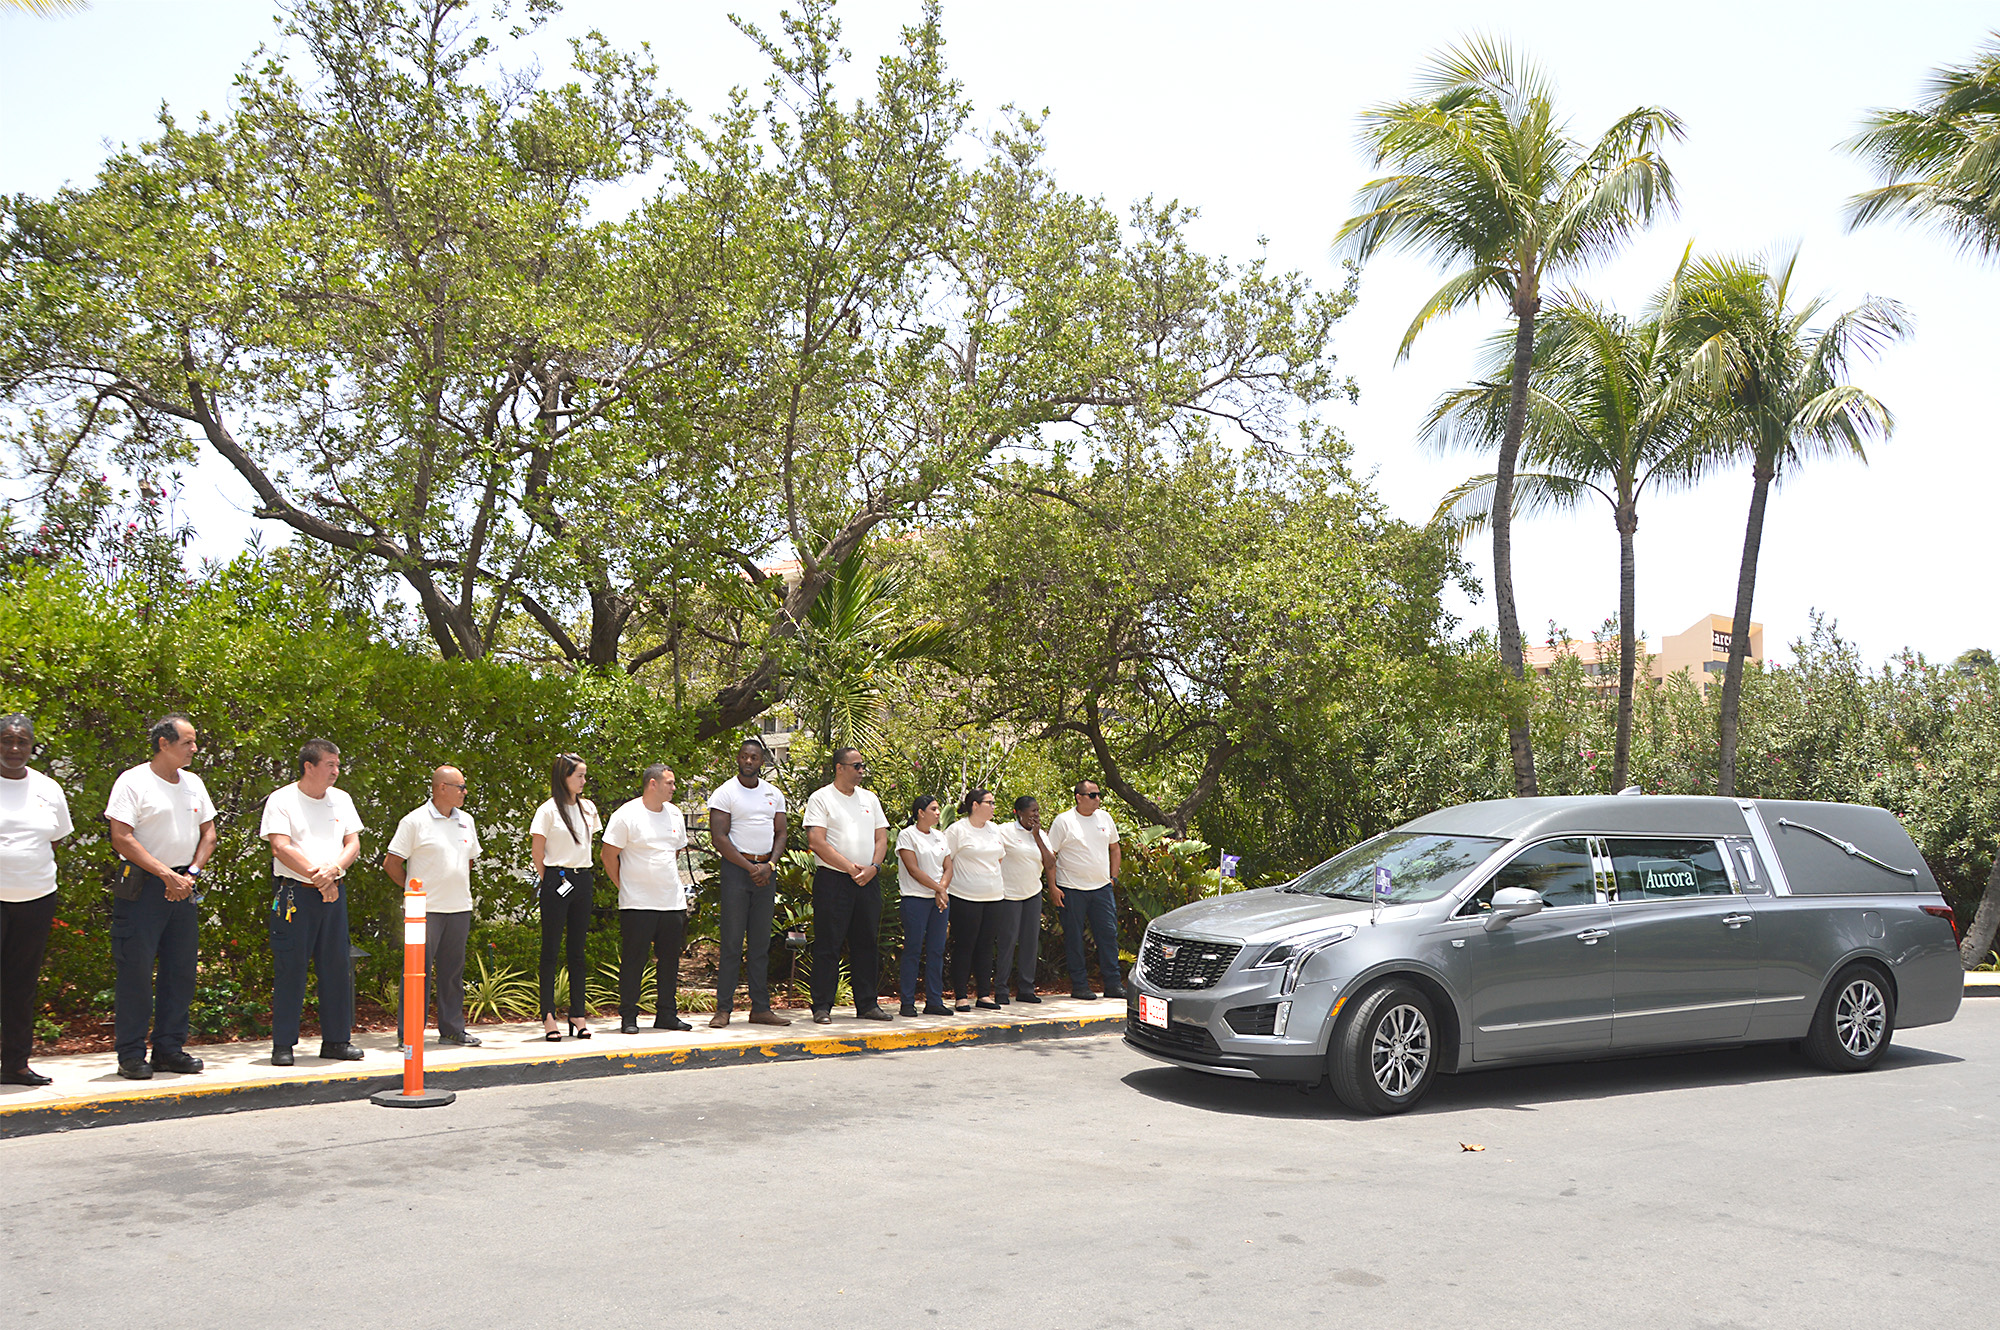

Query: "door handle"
(1722, 914), (1752, 928)
(1576, 928), (1609, 944)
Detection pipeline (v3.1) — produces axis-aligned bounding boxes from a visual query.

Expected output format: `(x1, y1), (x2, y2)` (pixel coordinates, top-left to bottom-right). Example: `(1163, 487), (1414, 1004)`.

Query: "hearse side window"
(1605, 838), (1733, 901)
(1459, 838), (1596, 915)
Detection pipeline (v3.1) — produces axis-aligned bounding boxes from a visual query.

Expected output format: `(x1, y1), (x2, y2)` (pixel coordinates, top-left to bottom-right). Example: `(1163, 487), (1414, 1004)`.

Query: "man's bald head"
(431, 765), (467, 813)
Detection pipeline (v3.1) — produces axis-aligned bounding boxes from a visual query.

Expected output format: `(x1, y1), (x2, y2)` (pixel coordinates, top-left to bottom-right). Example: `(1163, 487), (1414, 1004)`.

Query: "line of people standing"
(0, 713), (1131, 1087)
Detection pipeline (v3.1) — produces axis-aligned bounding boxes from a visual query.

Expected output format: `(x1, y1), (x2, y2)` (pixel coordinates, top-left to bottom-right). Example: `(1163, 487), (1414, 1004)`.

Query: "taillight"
(1921, 904), (1958, 941)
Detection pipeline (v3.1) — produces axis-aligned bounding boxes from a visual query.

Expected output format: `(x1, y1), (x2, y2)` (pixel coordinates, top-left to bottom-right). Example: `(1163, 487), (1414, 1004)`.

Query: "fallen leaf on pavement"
(1460, 1142), (1485, 1152)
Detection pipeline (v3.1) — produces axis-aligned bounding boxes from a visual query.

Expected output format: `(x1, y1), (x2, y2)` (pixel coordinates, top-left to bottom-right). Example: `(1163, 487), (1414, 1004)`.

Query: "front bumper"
(1122, 963), (1333, 1083)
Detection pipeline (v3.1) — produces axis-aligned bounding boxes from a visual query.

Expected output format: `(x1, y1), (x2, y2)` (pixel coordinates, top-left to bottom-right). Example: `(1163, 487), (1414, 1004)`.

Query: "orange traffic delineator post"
(371, 877), (456, 1109)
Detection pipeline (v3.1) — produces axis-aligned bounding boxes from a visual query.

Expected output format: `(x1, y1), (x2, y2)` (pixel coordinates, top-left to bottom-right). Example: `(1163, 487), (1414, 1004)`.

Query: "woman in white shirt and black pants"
(530, 753), (600, 1039)
(0, 715), (72, 1087)
(944, 789), (1007, 1011)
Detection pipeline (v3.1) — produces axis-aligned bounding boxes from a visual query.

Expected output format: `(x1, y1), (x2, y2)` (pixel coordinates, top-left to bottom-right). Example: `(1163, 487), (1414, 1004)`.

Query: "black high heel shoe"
(569, 1020), (592, 1040)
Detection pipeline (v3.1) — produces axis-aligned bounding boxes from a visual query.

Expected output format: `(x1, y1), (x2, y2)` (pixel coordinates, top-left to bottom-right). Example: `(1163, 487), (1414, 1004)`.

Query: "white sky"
(5, 1), (1996, 666)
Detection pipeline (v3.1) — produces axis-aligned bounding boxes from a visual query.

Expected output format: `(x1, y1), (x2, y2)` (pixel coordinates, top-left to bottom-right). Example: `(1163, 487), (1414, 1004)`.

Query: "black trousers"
(947, 896), (1002, 1001)
(715, 861), (777, 1012)
(539, 867), (594, 1019)
(268, 875), (352, 1049)
(810, 867), (881, 1014)
(111, 868), (200, 1063)
(396, 909), (472, 1040)
(0, 891), (58, 1071)
(619, 908), (687, 1021)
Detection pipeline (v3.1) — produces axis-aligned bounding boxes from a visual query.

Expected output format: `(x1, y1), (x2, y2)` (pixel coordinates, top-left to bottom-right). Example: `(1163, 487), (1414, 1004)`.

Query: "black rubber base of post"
(369, 1087), (457, 1109)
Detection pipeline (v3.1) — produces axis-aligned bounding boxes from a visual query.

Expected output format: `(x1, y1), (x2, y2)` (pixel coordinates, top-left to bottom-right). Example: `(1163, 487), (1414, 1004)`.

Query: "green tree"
(1427, 256), (1713, 790)
(1674, 250), (1908, 795)
(931, 435), (1459, 836)
(1, 0), (1349, 747)
(787, 541), (955, 752)
(1336, 36), (1682, 797)
(1846, 33), (2000, 260)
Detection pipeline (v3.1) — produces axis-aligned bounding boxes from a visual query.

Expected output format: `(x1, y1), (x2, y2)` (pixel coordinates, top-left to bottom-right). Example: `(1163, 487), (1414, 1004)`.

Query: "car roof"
(1397, 795), (1751, 840)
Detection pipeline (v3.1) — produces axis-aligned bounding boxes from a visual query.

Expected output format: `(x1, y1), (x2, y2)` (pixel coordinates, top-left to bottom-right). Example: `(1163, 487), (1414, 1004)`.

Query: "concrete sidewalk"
(0, 997), (1126, 1137)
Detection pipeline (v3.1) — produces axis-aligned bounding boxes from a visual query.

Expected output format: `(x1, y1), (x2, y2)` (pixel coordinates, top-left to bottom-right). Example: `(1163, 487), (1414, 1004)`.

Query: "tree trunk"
(1494, 303), (1539, 796)
(1960, 852), (2000, 970)
(1716, 457), (1774, 796)
(1612, 497), (1637, 791)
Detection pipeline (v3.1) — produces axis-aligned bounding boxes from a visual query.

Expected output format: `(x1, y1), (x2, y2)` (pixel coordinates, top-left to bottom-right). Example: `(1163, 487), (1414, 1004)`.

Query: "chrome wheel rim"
(1370, 1003), (1431, 1098)
(1834, 979), (1886, 1057)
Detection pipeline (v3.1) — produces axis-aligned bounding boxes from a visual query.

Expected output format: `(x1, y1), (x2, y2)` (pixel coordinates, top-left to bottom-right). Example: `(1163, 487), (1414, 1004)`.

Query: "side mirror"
(1483, 886), (1547, 931)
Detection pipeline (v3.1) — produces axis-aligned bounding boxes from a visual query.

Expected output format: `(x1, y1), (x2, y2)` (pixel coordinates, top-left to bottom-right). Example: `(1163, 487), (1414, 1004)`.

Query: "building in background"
(1525, 613), (1763, 695)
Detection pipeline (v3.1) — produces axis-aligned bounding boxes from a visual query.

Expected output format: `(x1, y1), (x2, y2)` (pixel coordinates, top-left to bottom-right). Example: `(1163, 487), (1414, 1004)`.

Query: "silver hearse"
(1125, 796), (1963, 1114)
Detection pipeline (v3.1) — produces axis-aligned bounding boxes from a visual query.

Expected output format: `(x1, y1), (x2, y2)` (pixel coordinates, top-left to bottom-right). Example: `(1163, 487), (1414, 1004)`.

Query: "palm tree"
(1426, 259), (1712, 790)
(1845, 34), (2000, 260)
(1674, 251), (1909, 795)
(788, 543), (955, 753)
(1337, 36), (1682, 796)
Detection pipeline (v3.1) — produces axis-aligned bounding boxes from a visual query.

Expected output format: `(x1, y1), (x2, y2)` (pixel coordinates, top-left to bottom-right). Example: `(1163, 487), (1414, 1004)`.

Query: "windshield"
(1282, 832), (1506, 904)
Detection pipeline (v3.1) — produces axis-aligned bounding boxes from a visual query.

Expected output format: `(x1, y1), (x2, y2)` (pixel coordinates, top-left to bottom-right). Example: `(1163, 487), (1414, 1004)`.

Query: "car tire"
(1328, 981), (1438, 1115)
(1803, 962), (1896, 1072)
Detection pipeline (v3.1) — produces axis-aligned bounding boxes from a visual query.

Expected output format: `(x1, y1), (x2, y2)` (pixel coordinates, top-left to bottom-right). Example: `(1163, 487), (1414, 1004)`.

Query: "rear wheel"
(1328, 982), (1438, 1115)
(1803, 963), (1896, 1071)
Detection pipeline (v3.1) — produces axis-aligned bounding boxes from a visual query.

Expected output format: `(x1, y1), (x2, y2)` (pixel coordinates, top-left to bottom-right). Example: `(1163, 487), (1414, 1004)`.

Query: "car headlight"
(1251, 926), (1355, 995)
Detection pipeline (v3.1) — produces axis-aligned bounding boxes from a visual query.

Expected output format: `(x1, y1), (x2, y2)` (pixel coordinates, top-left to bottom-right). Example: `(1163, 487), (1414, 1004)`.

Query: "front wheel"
(1328, 982), (1438, 1115)
(1803, 963), (1896, 1071)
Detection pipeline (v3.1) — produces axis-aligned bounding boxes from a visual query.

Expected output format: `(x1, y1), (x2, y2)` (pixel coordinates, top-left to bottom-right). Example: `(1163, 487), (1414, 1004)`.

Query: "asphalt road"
(6, 1003), (1997, 1330)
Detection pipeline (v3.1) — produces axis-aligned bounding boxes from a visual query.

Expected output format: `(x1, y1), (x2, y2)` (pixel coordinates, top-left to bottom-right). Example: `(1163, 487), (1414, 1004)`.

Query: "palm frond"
(1430, 470), (1601, 550)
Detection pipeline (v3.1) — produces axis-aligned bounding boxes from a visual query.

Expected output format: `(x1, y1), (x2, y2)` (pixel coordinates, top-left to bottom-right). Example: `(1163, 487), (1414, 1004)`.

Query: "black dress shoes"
(899, 1002), (919, 1017)
(1102, 986), (1128, 1000)
(117, 1059), (153, 1080)
(1015, 990), (1042, 1003)
(857, 1007), (893, 1021)
(271, 1046), (294, 1066)
(150, 1050), (204, 1074)
(653, 1017), (694, 1032)
(317, 1042), (365, 1061)
(439, 1031), (482, 1047)
(620, 1021), (641, 1034)
(922, 1003), (953, 1016)
(2, 1067), (52, 1087)
(1070, 988), (1098, 1000)
(812, 1009), (832, 1025)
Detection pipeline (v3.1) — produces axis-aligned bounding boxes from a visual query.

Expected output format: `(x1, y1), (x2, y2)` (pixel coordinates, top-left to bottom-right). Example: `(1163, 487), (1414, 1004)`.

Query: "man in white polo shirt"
(103, 714), (217, 1080)
(260, 738), (366, 1066)
(603, 763), (697, 1036)
(801, 747), (891, 1024)
(1045, 778), (1126, 1001)
(705, 739), (791, 1028)
(384, 766), (482, 1049)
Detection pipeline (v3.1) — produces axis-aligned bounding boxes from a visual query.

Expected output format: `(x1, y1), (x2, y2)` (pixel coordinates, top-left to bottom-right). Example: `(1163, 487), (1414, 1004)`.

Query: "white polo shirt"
(997, 821), (1048, 901)
(0, 770), (72, 902)
(706, 777), (786, 856)
(802, 783), (888, 871)
(260, 782), (366, 882)
(943, 818), (1006, 902)
(386, 802), (481, 913)
(602, 797), (689, 912)
(530, 798), (599, 869)
(897, 823), (948, 898)
(105, 763), (215, 867)
(1047, 807), (1120, 890)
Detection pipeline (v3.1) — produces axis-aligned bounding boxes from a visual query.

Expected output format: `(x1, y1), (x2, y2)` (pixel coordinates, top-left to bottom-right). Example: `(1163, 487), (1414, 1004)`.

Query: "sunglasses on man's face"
(1080, 791), (1102, 800)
